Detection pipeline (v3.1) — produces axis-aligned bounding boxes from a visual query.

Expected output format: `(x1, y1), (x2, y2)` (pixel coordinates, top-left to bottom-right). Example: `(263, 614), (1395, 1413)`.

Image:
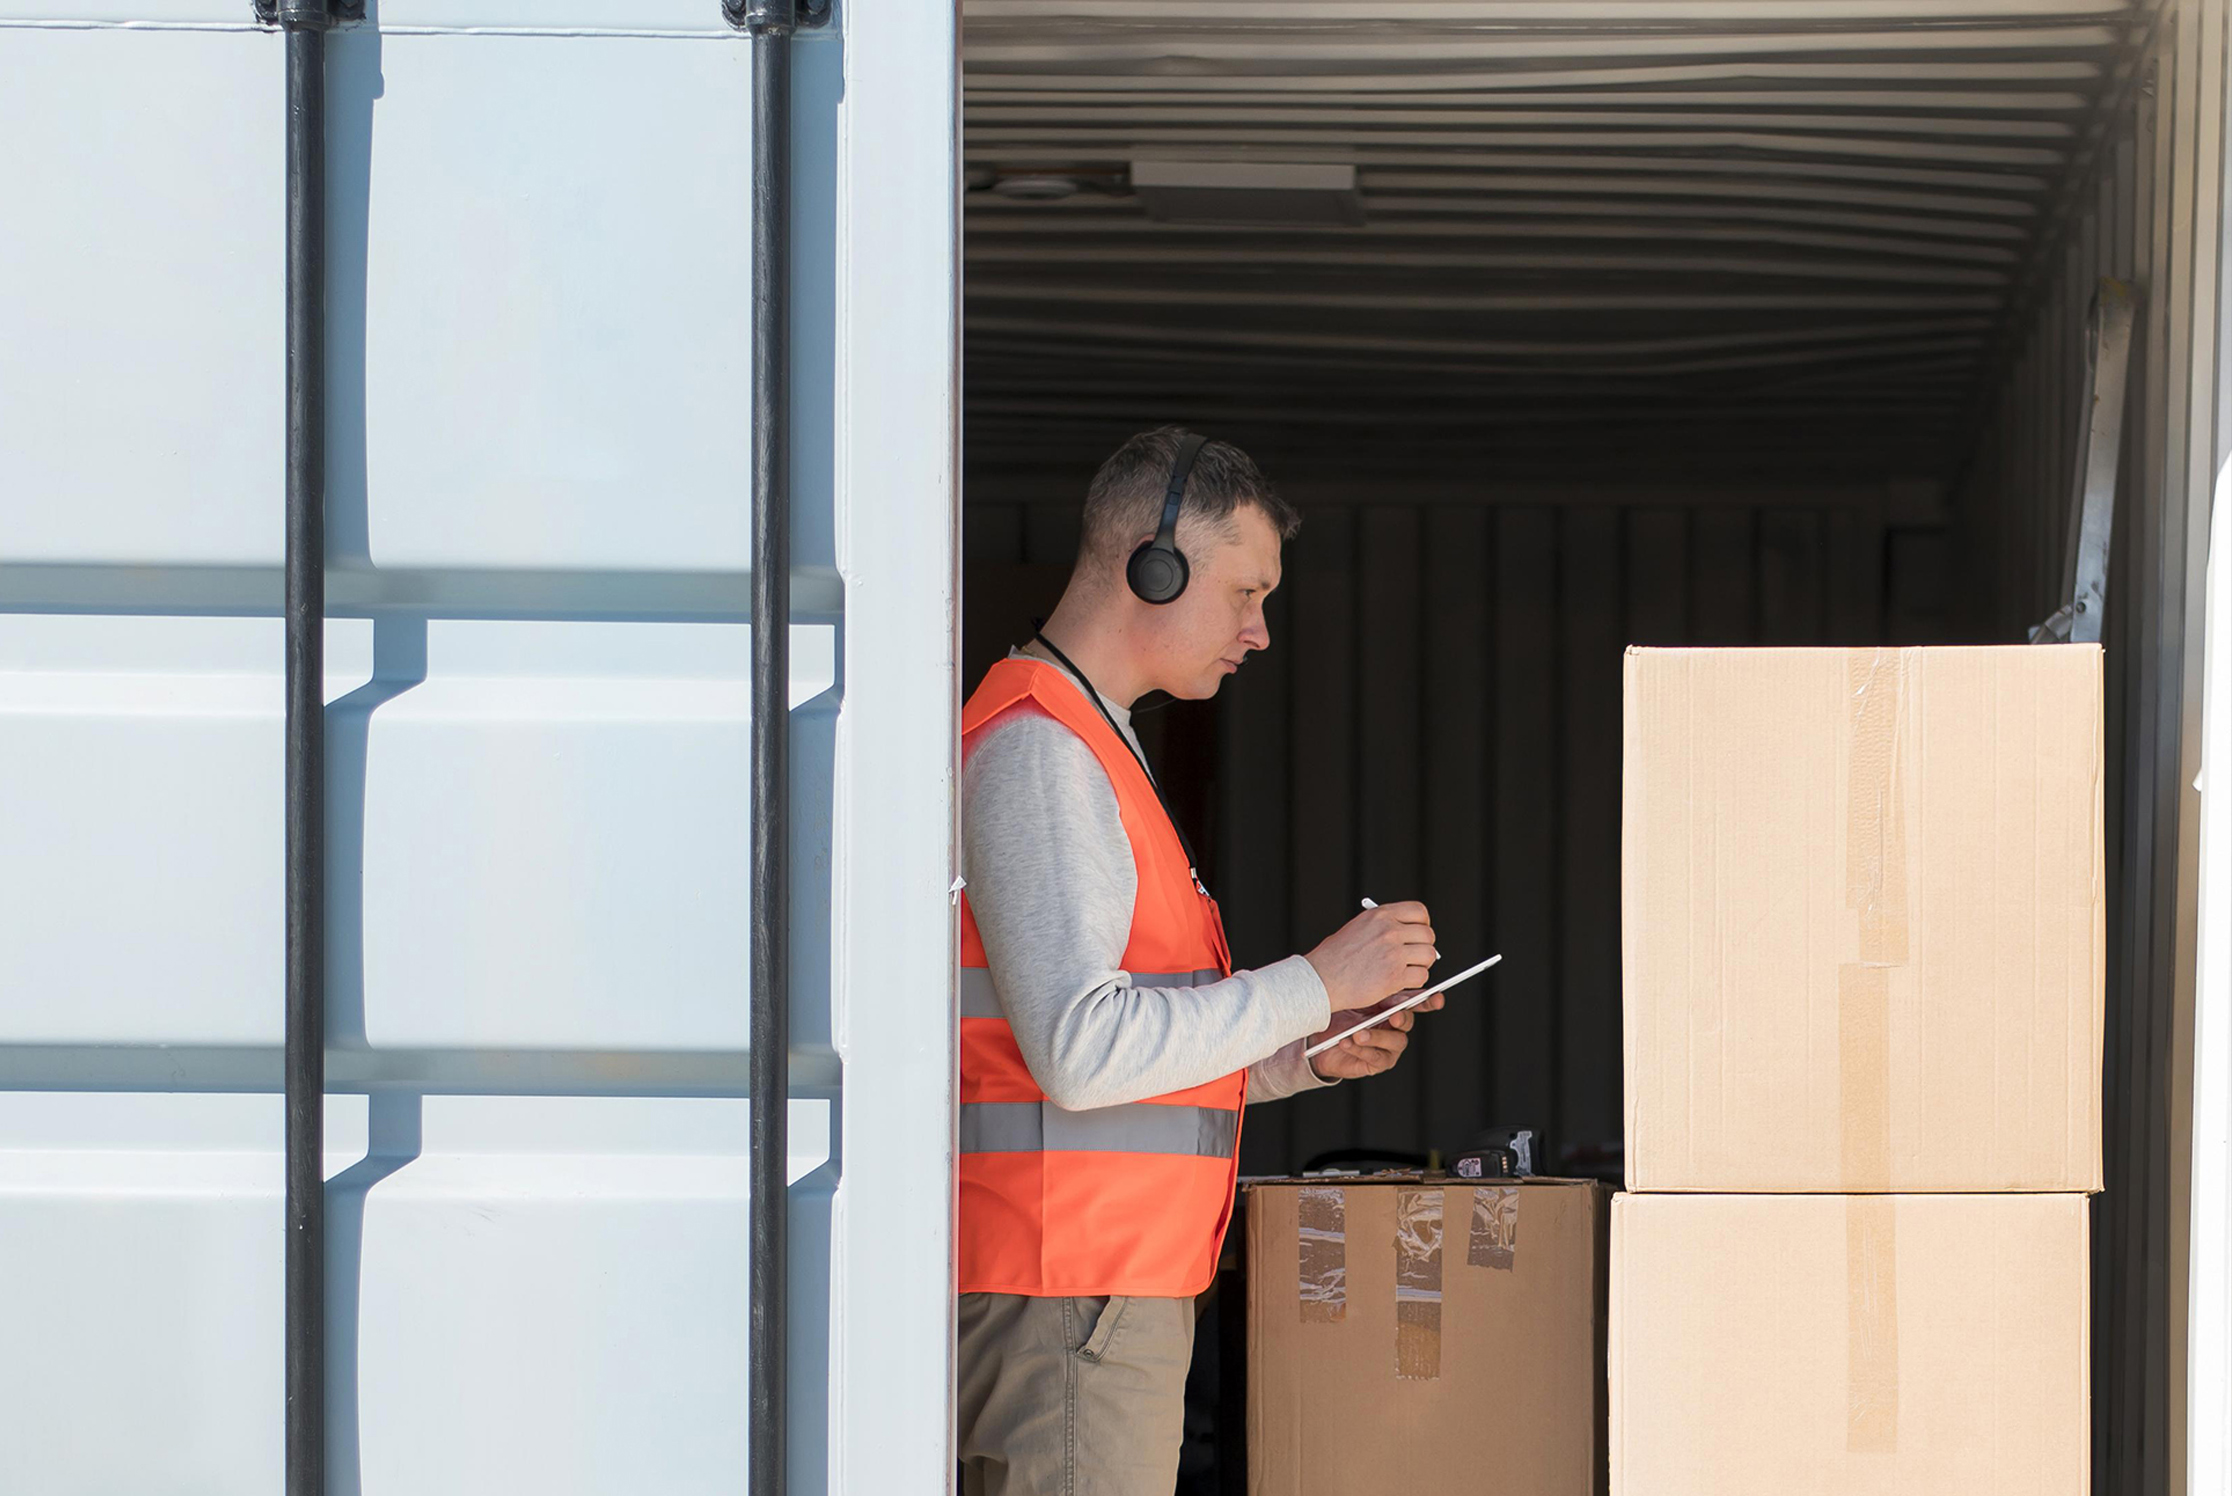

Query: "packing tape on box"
(1838, 965), (1893, 1190)
(1394, 1185), (1443, 1380)
(1840, 967), (1900, 1447)
(1846, 649), (1911, 969)
(1297, 1185), (1347, 1323)
(1839, 643), (1910, 1196)
(1842, 651), (1906, 1445)
(1841, 649), (1907, 1193)
(1845, 1196), (1900, 1452)
(1467, 1185), (1519, 1271)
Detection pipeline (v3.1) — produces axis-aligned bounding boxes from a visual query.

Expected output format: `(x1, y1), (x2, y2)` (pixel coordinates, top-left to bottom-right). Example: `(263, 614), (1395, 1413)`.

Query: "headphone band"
(1154, 433), (1210, 547)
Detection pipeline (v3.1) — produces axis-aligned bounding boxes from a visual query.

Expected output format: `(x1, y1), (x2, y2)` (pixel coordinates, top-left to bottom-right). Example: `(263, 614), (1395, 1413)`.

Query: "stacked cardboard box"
(1614, 646), (2105, 1496)
(1246, 1176), (1608, 1495)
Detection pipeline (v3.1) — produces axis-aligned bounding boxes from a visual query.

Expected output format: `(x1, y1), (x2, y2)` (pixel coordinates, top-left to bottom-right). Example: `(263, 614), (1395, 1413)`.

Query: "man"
(955, 427), (1443, 1496)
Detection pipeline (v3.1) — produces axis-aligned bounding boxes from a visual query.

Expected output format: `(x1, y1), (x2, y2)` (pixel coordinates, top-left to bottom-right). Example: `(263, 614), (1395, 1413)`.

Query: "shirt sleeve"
(961, 706), (1334, 1113)
(1247, 1035), (1339, 1105)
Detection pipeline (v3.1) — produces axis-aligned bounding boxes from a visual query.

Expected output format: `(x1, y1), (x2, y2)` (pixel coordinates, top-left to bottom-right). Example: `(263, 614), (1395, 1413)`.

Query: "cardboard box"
(1622, 645), (2105, 1193)
(1611, 1191), (2090, 1496)
(1246, 1176), (1607, 1496)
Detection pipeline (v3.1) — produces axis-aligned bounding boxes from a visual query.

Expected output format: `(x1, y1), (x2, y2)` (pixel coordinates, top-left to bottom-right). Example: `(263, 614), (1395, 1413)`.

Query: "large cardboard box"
(1622, 645), (2105, 1193)
(1611, 1191), (2090, 1496)
(1246, 1176), (1607, 1496)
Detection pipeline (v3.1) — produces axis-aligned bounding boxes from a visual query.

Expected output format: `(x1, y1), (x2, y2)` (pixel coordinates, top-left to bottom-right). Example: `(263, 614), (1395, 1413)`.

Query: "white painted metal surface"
(2193, 449), (2230, 1496)
(0, 2), (956, 1493)
(820, 0), (964, 1488)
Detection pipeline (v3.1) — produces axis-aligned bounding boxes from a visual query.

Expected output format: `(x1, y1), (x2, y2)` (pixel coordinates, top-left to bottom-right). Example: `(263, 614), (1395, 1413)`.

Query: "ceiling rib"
(960, 1), (2145, 482)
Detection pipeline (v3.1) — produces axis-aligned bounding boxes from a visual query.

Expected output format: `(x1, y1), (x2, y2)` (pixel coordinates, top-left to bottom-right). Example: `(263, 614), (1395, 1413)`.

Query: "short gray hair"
(1079, 426), (1300, 567)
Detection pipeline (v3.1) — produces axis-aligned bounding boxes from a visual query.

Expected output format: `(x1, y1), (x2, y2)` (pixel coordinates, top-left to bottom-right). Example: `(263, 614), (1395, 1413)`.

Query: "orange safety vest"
(957, 656), (1245, 1298)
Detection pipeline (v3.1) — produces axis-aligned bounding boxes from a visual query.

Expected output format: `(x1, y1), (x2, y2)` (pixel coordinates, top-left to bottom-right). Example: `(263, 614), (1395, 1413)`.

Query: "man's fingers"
(1345, 1035), (1404, 1071)
(1376, 909), (1435, 941)
(1317, 959), (1440, 1074)
(1325, 1024), (1412, 1075)
(1348, 1025), (1408, 1056)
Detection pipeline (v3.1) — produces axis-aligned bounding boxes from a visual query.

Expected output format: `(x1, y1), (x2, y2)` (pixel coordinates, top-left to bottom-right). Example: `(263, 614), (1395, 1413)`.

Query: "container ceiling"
(961, 0), (2150, 486)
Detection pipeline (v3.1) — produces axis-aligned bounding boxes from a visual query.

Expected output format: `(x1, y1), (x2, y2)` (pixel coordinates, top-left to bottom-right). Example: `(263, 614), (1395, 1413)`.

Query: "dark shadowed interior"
(957, 7), (2200, 1487)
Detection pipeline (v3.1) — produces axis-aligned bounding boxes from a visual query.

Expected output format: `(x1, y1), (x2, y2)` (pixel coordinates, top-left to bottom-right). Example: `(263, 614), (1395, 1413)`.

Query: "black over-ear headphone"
(1126, 432), (1209, 605)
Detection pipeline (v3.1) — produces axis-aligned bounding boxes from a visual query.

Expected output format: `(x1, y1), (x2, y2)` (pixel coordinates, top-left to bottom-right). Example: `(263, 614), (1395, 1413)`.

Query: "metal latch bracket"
(252, 0), (366, 25)
(2032, 278), (2139, 645)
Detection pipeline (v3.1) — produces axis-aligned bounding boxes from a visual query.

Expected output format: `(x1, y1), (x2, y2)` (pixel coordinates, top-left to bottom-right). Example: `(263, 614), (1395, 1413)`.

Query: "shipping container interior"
(959, 2), (2221, 1490)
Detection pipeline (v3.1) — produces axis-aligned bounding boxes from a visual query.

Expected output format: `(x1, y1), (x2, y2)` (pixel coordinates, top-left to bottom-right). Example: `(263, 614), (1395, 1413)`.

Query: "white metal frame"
(2191, 448), (2230, 1496)
(824, 2), (962, 1490)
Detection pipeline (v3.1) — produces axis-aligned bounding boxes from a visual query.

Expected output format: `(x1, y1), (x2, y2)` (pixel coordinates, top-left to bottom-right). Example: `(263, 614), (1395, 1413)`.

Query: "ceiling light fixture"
(991, 174), (1083, 201)
(1129, 160), (1365, 227)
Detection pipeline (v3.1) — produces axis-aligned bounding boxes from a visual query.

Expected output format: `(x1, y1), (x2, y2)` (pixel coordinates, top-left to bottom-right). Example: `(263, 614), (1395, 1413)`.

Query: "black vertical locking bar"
(280, 3), (331, 1494)
(741, 2), (796, 1494)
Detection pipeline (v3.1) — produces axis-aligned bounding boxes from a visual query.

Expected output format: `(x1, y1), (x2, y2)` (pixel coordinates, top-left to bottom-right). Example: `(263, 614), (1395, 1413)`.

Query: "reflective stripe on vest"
(957, 965), (1224, 1020)
(959, 1101), (1239, 1159)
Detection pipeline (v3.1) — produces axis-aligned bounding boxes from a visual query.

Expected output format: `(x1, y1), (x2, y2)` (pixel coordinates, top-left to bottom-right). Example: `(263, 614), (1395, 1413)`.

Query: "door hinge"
(725, 0), (833, 34)
(253, 0), (366, 25)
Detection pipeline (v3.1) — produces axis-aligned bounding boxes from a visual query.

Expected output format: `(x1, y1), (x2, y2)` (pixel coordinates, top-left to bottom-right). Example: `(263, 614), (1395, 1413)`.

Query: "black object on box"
(1449, 1124), (1545, 1180)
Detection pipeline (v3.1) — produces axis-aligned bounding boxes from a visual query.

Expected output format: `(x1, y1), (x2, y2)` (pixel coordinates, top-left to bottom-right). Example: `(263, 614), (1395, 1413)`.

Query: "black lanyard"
(1029, 631), (1207, 894)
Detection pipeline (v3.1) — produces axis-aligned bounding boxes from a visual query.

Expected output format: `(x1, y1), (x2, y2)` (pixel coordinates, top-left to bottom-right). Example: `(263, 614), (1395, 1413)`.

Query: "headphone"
(1126, 432), (1209, 605)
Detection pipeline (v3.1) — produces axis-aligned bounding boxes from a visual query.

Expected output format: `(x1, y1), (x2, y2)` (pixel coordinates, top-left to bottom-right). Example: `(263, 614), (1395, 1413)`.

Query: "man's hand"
(1305, 994), (1446, 1081)
(1303, 901), (1438, 1014)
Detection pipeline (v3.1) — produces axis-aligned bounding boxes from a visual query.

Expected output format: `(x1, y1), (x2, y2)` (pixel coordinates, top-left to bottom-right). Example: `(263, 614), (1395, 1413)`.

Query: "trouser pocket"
(1071, 1295), (1130, 1363)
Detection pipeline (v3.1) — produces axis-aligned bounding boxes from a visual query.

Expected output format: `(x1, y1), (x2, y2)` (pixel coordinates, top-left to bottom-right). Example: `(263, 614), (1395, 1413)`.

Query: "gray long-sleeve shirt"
(960, 645), (1334, 1112)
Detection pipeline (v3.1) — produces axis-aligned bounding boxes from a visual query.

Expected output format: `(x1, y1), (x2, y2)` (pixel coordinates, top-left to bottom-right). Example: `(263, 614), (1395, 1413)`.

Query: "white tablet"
(1302, 953), (1503, 1060)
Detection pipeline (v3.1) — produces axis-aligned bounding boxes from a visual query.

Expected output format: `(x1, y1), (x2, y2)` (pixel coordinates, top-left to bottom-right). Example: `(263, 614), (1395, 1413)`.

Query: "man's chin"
(1160, 666), (1240, 702)
(1157, 678), (1221, 703)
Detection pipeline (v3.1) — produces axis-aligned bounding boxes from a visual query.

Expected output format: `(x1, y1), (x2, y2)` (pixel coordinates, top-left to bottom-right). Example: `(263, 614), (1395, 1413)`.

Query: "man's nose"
(1240, 614), (1271, 652)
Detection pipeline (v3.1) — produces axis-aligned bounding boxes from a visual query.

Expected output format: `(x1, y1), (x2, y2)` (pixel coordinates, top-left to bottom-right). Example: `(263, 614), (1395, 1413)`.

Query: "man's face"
(1137, 504), (1282, 700)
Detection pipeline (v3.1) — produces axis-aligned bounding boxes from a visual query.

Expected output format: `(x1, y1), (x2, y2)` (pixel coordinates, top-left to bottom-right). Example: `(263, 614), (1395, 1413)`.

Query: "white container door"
(0, 3), (957, 1491)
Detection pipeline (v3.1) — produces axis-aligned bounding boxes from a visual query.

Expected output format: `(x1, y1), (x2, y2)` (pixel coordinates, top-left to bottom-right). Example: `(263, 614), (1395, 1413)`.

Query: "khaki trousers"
(956, 1292), (1196, 1496)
